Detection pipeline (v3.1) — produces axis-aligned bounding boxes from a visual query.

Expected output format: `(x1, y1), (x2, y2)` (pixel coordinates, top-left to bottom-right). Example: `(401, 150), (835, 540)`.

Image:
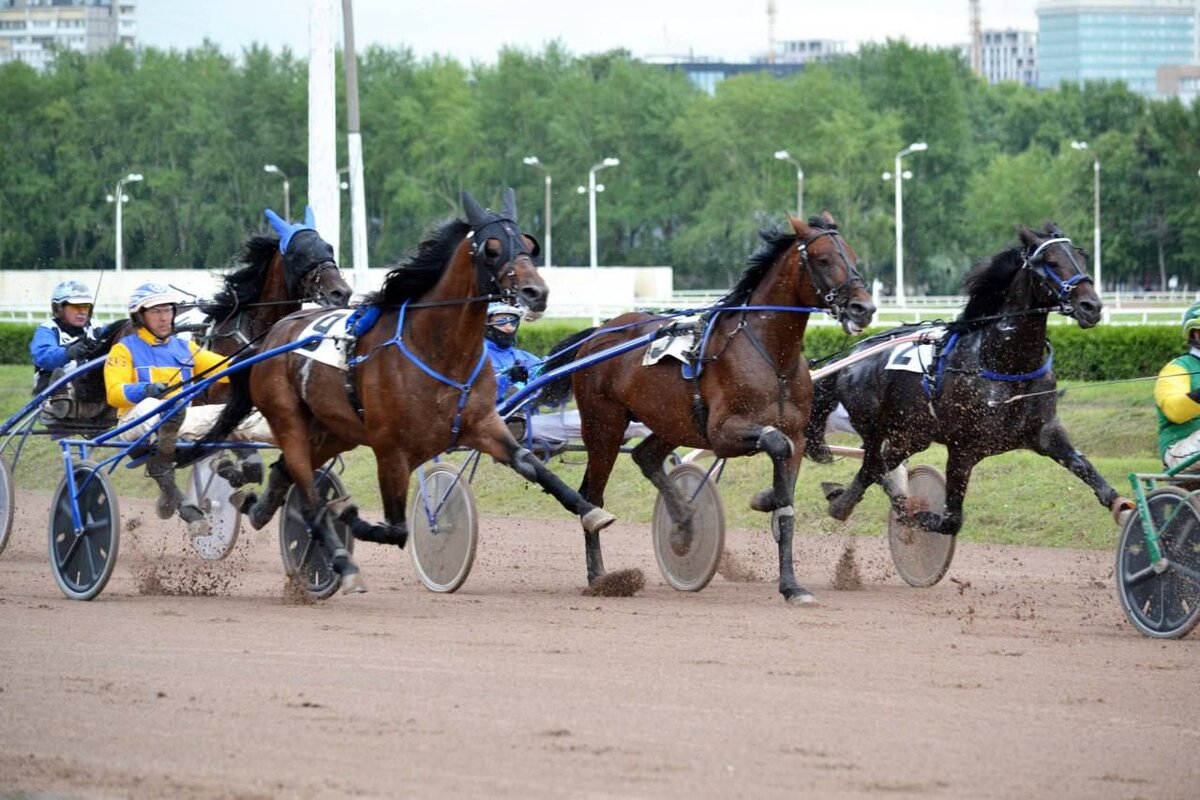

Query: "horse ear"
(265, 208), (288, 237)
(304, 205), (317, 230)
(502, 187), (517, 221)
(1016, 224), (1040, 248)
(819, 209), (837, 228)
(1044, 220), (1064, 238)
(461, 190), (489, 227)
(786, 213), (807, 236)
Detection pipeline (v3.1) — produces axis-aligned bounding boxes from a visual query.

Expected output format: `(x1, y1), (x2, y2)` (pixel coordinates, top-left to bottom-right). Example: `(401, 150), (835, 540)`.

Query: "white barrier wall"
(0, 266), (674, 322)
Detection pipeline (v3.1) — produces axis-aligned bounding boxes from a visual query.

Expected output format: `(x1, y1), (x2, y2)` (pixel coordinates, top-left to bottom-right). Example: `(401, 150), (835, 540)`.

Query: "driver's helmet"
(1182, 301), (1200, 340)
(128, 282), (184, 330)
(50, 280), (94, 319)
(485, 302), (523, 348)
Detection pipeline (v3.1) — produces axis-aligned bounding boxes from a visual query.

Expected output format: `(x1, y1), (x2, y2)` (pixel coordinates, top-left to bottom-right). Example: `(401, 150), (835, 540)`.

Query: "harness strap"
(980, 342), (1055, 382)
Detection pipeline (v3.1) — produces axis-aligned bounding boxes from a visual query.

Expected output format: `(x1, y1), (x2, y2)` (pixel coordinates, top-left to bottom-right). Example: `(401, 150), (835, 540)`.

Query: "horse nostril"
(849, 299), (876, 319)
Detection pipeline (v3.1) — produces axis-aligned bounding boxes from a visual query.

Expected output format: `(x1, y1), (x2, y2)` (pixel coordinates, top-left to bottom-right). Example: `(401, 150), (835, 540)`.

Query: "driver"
(104, 282), (272, 534)
(483, 302), (541, 403)
(31, 280), (104, 417)
(1155, 300), (1200, 469)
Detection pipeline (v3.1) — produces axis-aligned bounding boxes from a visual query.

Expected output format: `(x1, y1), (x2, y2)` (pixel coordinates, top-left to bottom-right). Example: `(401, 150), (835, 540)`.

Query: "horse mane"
(363, 218), (471, 306)
(717, 216), (837, 308)
(957, 246), (1024, 322)
(201, 235), (281, 317)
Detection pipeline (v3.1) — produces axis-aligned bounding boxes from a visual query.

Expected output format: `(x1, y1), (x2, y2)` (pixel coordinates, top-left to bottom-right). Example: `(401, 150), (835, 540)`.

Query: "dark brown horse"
(542, 213), (876, 603)
(192, 189), (615, 591)
(804, 223), (1129, 535)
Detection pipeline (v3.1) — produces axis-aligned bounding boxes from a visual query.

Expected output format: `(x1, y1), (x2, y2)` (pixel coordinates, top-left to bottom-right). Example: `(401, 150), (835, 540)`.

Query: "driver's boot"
(147, 462), (185, 520)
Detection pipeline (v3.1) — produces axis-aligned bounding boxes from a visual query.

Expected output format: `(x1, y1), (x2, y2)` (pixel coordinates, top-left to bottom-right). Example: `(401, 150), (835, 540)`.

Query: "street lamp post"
(882, 142), (927, 306)
(106, 172), (143, 272)
(522, 156), (552, 268)
(1071, 141), (1101, 295)
(263, 164), (291, 222)
(773, 150), (804, 218)
(581, 157), (619, 325)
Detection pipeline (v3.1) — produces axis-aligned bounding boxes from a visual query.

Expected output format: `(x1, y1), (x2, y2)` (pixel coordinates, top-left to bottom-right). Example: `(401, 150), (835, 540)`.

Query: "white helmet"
(486, 302), (523, 323)
(51, 280), (94, 316)
(128, 282), (184, 314)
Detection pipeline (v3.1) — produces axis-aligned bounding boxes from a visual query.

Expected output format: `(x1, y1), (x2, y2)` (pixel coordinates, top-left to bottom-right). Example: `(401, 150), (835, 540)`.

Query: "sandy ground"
(1, 488), (1197, 800)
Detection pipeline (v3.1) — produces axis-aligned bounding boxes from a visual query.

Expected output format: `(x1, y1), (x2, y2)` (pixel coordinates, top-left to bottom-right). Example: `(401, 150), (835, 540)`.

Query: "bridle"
(467, 215), (540, 307)
(1022, 236), (1092, 314)
(796, 228), (867, 323)
(298, 260), (347, 306)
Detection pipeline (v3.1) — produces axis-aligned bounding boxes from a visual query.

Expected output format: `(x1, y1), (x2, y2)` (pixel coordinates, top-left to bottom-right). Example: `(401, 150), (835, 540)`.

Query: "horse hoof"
(806, 442), (834, 464)
(340, 572), (367, 594)
(749, 489), (776, 513)
(785, 590), (816, 605)
(820, 481), (844, 502)
(582, 507), (616, 534)
(670, 527), (693, 557)
(1111, 497), (1135, 528)
(828, 502), (853, 522)
(230, 489), (257, 515)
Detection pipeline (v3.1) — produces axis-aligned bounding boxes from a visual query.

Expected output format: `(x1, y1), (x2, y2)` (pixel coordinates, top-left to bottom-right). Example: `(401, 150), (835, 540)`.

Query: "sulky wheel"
(652, 462), (725, 592)
(888, 464), (955, 588)
(185, 455), (242, 561)
(278, 467), (354, 601)
(408, 463), (478, 593)
(0, 456), (14, 558)
(48, 461), (120, 601)
(1116, 486), (1200, 639)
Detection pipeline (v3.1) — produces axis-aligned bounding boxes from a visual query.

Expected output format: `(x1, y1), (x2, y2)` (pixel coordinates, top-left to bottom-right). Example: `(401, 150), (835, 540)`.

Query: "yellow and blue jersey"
(104, 327), (228, 415)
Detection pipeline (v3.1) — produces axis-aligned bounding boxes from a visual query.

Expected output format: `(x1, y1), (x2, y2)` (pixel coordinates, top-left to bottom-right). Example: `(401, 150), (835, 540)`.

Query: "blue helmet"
(50, 280), (93, 316)
(128, 282), (184, 315)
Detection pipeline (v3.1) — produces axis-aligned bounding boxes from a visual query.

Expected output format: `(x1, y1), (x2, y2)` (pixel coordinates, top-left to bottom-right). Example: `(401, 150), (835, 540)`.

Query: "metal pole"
(894, 151), (904, 307)
(114, 178), (124, 272)
(1093, 158), (1101, 296)
(308, 0), (339, 262)
(589, 166), (598, 326)
(796, 168), (804, 221)
(543, 173), (552, 268)
(282, 178), (291, 223)
(341, 0), (370, 293)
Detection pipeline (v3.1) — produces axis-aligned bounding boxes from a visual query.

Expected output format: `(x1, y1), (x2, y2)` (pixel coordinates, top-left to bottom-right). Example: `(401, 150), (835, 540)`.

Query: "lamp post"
(263, 164), (291, 222)
(580, 157), (619, 325)
(882, 142), (927, 306)
(105, 172), (143, 272)
(522, 155), (552, 268)
(773, 150), (804, 218)
(1070, 140), (1101, 295)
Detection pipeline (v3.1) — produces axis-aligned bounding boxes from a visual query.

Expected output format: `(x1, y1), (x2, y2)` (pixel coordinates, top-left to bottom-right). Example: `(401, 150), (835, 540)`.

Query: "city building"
(979, 28), (1038, 86)
(1036, 0), (1199, 99)
(769, 39), (847, 65)
(646, 55), (805, 95)
(0, 0), (135, 70)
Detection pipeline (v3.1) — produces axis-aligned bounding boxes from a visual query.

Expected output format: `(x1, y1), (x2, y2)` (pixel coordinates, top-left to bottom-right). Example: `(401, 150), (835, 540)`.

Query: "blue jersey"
(30, 318), (103, 393)
(484, 339), (541, 403)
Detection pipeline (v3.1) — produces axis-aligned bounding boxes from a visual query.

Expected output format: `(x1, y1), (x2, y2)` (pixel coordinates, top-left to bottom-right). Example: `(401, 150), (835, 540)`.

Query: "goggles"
(488, 314), (520, 327)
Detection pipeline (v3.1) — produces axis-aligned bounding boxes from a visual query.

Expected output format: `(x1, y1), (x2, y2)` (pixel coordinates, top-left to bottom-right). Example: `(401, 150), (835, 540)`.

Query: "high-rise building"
(0, 0), (136, 70)
(980, 28), (1039, 86)
(1036, 0), (1199, 98)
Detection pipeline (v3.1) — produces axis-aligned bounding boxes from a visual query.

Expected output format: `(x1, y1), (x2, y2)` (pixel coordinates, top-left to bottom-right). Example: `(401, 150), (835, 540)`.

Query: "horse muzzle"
(1070, 294), (1102, 329)
(839, 297), (876, 336)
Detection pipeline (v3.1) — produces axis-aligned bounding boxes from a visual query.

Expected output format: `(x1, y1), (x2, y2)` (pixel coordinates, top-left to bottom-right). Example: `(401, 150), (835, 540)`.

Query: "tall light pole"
(106, 172), (143, 272)
(1071, 140), (1101, 295)
(263, 164), (290, 222)
(882, 142), (927, 306)
(522, 156), (552, 268)
(773, 150), (804, 218)
(581, 157), (619, 325)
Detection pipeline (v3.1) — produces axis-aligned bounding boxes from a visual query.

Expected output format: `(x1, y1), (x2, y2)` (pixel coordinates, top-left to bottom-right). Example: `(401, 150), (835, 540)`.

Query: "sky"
(139, 1), (1041, 64)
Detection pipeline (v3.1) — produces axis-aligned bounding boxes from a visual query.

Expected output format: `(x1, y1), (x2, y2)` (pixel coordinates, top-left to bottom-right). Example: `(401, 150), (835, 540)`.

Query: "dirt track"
(1, 489), (1197, 799)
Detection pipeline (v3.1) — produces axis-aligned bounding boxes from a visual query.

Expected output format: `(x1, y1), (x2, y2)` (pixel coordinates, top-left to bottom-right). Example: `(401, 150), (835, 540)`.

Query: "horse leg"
(1035, 418), (1132, 523)
(803, 380), (840, 464)
(913, 449), (974, 536)
(233, 458), (294, 531)
(755, 428), (812, 604)
(327, 454), (410, 548)
(631, 436), (693, 555)
(821, 432), (895, 521)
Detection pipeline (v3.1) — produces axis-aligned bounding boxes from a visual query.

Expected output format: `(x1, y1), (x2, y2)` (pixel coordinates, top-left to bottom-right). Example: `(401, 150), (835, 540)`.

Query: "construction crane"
(969, 0), (983, 77)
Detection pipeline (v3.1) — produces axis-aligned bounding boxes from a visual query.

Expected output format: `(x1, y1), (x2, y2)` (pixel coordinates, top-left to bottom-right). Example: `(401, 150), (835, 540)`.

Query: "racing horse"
(191, 189), (615, 591)
(805, 222), (1131, 536)
(542, 213), (876, 603)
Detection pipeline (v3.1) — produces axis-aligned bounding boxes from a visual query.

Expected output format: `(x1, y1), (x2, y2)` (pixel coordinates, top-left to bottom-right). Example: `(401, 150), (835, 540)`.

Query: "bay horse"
(542, 213), (876, 603)
(191, 189), (615, 592)
(805, 222), (1131, 536)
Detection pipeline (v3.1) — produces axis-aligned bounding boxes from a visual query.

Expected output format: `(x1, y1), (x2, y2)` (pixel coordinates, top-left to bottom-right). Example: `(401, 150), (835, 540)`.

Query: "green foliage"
(2, 41), (1200, 292)
(0, 324), (36, 365)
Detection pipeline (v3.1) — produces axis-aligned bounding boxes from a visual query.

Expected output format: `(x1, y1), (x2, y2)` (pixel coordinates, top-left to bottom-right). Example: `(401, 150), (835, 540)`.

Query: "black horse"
(805, 223), (1131, 536)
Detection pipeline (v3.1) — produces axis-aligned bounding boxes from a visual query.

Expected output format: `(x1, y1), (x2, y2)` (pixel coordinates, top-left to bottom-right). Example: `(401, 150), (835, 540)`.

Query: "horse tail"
(175, 356), (256, 467)
(535, 327), (597, 408)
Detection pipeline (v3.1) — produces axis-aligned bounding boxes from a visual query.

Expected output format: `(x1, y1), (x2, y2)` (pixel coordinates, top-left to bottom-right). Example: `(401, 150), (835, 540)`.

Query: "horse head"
(1016, 222), (1101, 329)
(787, 211), (876, 335)
(462, 189), (548, 317)
(265, 207), (352, 308)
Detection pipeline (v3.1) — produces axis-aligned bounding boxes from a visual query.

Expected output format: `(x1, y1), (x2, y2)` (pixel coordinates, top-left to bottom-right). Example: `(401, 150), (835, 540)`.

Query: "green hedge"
(1, 318), (1182, 382)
